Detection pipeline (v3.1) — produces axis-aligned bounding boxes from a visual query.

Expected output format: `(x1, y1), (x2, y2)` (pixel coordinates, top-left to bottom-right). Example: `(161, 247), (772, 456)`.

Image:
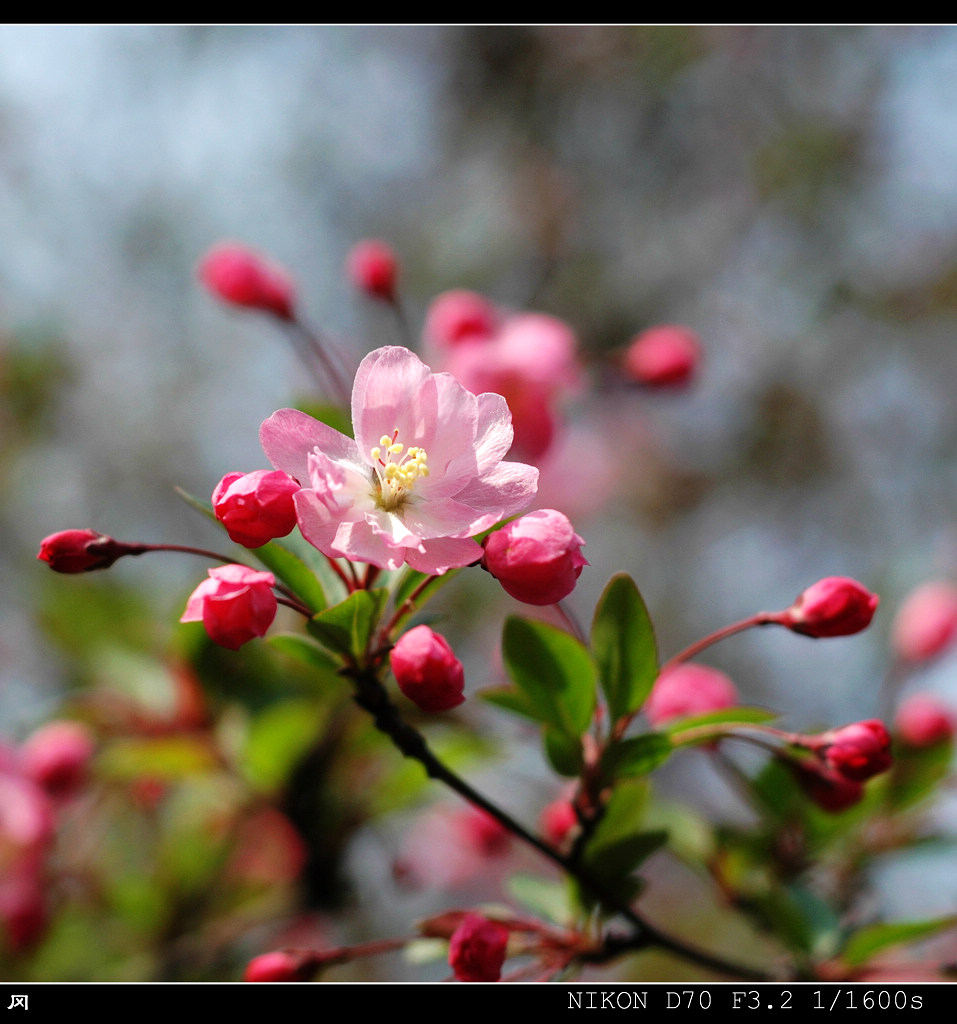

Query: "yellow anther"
(380, 435), (392, 447)
(371, 447), (381, 461)
(388, 442), (404, 454)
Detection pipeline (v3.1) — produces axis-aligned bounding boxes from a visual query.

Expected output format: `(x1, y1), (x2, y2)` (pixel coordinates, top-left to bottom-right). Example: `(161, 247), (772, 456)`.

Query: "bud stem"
(660, 611), (784, 673)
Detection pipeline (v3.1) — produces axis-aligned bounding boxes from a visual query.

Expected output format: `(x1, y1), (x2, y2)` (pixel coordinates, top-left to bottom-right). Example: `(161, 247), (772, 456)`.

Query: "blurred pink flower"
(891, 581), (957, 663)
(197, 242), (295, 320)
(645, 664), (738, 727)
(260, 346), (538, 574)
(894, 694), (955, 747)
(346, 239), (398, 302)
(622, 324), (701, 388)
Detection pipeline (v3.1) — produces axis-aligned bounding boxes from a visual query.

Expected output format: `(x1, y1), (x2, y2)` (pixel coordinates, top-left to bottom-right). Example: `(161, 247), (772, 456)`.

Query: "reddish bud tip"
(540, 798), (578, 847)
(198, 242), (295, 320)
(644, 663), (738, 728)
(891, 581), (957, 663)
(37, 530), (130, 574)
(789, 759), (865, 813)
(346, 239), (398, 302)
(390, 626), (466, 712)
(894, 694), (956, 748)
(448, 913), (510, 982)
(482, 509), (587, 606)
(180, 564), (277, 650)
(19, 721), (95, 800)
(212, 470), (300, 548)
(817, 719), (893, 782)
(244, 950), (313, 982)
(622, 324), (701, 388)
(783, 576), (879, 638)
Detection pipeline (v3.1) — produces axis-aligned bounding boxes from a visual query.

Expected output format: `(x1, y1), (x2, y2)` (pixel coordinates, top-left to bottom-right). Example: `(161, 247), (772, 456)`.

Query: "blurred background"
(5, 25), (957, 979)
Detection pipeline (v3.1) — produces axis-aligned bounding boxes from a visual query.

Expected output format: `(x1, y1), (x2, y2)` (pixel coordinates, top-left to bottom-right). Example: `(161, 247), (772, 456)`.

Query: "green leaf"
(507, 874), (576, 926)
(253, 538), (327, 614)
(601, 732), (673, 781)
(480, 686), (541, 723)
(581, 778), (661, 882)
(543, 725), (584, 777)
(591, 574), (659, 721)
(390, 568), (458, 630)
(98, 736), (219, 780)
(307, 589), (388, 663)
(267, 633), (342, 679)
(241, 698), (329, 793)
(886, 740), (954, 812)
(174, 486), (219, 525)
(583, 830), (668, 881)
(842, 916), (957, 968)
(664, 705), (778, 734)
(502, 617), (597, 738)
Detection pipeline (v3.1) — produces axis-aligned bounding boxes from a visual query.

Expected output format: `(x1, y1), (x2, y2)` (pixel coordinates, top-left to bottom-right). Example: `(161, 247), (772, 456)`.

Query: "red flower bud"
(481, 509), (587, 606)
(782, 576), (879, 638)
(816, 719), (893, 782)
(423, 289), (498, 349)
(19, 721), (95, 800)
(644, 663), (738, 728)
(180, 565), (277, 650)
(891, 581), (957, 663)
(540, 798), (578, 846)
(37, 529), (134, 574)
(789, 760), (865, 813)
(346, 239), (398, 302)
(622, 324), (701, 388)
(197, 242), (295, 320)
(390, 626), (465, 712)
(894, 694), (956, 748)
(244, 950), (313, 982)
(212, 470), (300, 548)
(448, 912), (510, 982)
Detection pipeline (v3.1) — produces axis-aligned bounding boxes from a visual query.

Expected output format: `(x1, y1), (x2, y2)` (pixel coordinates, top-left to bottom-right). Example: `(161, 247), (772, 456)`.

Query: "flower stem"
(661, 611), (783, 673)
(284, 318), (352, 408)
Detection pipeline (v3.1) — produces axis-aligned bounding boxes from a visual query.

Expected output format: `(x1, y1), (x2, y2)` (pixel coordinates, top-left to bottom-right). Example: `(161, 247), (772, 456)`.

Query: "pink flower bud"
(244, 950), (313, 982)
(212, 470), (300, 549)
(423, 289), (498, 349)
(782, 576), (879, 638)
(540, 798), (578, 846)
(346, 239), (398, 302)
(789, 760), (865, 814)
(197, 242), (295, 320)
(19, 721), (95, 800)
(390, 625), (466, 712)
(452, 806), (510, 856)
(644, 664), (738, 728)
(37, 529), (132, 574)
(180, 565), (277, 650)
(891, 581), (957, 662)
(448, 912), (510, 982)
(894, 694), (956, 748)
(482, 509), (587, 605)
(623, 325), (701, 388)
(817, 719), (893, 782)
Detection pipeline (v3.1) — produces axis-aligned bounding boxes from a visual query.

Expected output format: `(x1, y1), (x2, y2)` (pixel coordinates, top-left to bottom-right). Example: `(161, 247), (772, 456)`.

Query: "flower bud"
(346, 239), (398, 302)
(244, 950), (313, 982)
(180, 565), (277, 650)
(423, 289), (498, 349)
(390, 626), (465, 712)
(894, 694), (956, 748)
(540, 798), (578, 847)
(782, 576), (879, 638)
(37, 529), (134, 574)
(212, 470), (300, 548)
(816, 719), (893, 782)
(448, 913), (510, 982)
(644, 663), (738, 728)
(891, 581), (957, 663)
(481, 509), (587, 606)
(789, 760), (865, 814)
(622, 325), (701, 388)
(197, 242), (295, 320)
(19, 721), (95, 800)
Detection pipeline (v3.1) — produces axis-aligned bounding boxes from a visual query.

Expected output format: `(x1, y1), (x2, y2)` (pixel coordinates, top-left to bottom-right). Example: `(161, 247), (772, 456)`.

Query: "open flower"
(260, 346), (538, 574)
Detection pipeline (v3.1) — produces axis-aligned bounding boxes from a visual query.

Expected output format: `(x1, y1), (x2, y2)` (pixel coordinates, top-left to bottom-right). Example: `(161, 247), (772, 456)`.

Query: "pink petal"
(405, 536), (483, 574)
(260, 409), (358, 485)
(351, 347), (434, 458)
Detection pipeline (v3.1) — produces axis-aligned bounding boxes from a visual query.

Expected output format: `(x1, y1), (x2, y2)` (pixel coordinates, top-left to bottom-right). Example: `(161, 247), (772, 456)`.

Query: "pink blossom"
(212, 469), (300, 548)
(346, 239), (398, 302)
(540, 798), (578, 846)
(260, 346), (538, 574)
(482, 509), (587, 605)
(644, 664), (739, 727)
(19, 721), (95, 801)
(390, 625), (466, 712)
(424, 289), (498, 349)
(623, 325), (701, 387)
(448, 913), (510, 982)
(891, 581), (957, 663)
(894, 694), (955, 748)
(197, 242), (295, 320)
(180, 564), (277, 650)
(781, 576), (879, 638)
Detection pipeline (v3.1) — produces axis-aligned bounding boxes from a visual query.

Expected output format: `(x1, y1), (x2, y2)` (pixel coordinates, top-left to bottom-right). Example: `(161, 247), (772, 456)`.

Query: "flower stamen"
(371, 428), (429, 511)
